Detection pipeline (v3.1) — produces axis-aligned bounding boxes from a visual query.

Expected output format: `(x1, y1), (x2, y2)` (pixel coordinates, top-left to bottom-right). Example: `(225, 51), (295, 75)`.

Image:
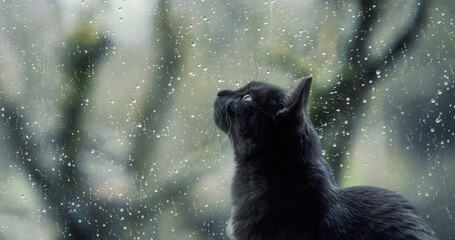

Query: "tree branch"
(347, 0), (381, 66)
(316, 0), (431, 181)
(128, 0), (185, 187)
(59, 29), (110, 189)
(1, 102), (53, 196)
(374, 0), (430, 72)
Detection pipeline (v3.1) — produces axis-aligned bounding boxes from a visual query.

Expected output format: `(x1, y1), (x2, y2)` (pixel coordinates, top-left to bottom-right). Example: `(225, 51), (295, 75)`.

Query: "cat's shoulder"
(341, 185), (409, 203)
(340, 185), (414, 211)
(336, 185), (436, 239)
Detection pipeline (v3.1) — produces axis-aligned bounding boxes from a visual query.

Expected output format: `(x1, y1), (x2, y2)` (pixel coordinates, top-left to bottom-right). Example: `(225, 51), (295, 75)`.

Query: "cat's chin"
(213, 98), (232, 134)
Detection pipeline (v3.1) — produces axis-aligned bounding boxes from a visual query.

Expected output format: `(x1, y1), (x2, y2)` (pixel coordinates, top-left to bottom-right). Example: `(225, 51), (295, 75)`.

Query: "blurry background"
(0, 0), (454, 239)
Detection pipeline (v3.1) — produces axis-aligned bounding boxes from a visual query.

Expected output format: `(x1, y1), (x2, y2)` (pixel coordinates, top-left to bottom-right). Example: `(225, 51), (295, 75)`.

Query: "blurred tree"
(272, 0), (431, 182)
(0, 0), (197, 237)
(2, 21), (110, 238)
(129, 0), (182, 183)
(123, 0), (192, 237)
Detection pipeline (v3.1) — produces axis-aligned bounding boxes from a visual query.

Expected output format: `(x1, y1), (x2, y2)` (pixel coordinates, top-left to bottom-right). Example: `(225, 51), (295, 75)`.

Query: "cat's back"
(334, 185), (436, 240)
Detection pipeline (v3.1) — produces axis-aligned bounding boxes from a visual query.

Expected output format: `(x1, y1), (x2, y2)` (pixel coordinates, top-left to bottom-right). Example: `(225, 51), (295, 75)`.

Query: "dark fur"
(213, 78), (436, 240)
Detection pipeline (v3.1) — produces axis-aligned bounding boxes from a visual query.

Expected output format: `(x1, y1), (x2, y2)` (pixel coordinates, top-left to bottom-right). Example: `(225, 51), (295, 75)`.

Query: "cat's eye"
(242, 94), (252, 101)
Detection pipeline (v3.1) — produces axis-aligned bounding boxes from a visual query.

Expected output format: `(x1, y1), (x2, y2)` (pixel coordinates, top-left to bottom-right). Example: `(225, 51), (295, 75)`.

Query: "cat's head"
(213, 77), (313, 150)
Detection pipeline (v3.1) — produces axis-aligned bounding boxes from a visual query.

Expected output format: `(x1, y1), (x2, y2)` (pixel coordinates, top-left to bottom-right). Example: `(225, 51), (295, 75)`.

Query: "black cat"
(213, 77), (436, 240)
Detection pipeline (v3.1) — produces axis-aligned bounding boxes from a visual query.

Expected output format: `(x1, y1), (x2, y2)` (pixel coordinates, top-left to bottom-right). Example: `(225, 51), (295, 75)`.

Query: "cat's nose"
(217, 90), (233, 97)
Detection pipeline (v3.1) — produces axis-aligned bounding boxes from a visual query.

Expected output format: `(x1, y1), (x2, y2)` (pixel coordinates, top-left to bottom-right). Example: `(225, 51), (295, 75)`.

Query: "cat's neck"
(232, 122), (336, 201)
(233, 122), (325, 168)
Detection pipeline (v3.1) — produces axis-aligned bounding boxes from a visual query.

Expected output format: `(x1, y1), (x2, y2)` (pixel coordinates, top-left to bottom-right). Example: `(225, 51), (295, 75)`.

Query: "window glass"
(0, 0), (454, 239)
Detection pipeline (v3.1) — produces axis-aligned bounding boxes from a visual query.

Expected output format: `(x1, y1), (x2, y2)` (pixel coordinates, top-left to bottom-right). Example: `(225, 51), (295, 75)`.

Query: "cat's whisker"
(211, 121), (221, 153)
(202, 112), (216, 132)
(217, 128), (224, 157)
(219, 136), (230, 150)
(218, 126), (223, 149)
(259, 68), (266, 83)
(220, 111), (232, 146)
(226, 112), (234, 149)
(200, 113), (215, 133)
(199, 123), (213, 160)
(199, 122), (216, 159)
(211, 123), (221, 155)
(254, 61), (260, 82)
(220, 132), (231, 150)
(226, 111), (232, 135)
(261, 45), (276, 84)
(264, 62), (276, 83)
(255, 65), (262, 83)
(197, 110), (220, 162)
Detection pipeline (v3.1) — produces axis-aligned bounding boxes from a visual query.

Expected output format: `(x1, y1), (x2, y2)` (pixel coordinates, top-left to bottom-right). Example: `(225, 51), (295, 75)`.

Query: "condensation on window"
(0, 0), (454, 239)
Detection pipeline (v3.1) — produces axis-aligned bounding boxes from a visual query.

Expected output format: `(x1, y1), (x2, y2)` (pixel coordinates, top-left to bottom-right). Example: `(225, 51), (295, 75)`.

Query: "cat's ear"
(276, 77), (312, 118)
